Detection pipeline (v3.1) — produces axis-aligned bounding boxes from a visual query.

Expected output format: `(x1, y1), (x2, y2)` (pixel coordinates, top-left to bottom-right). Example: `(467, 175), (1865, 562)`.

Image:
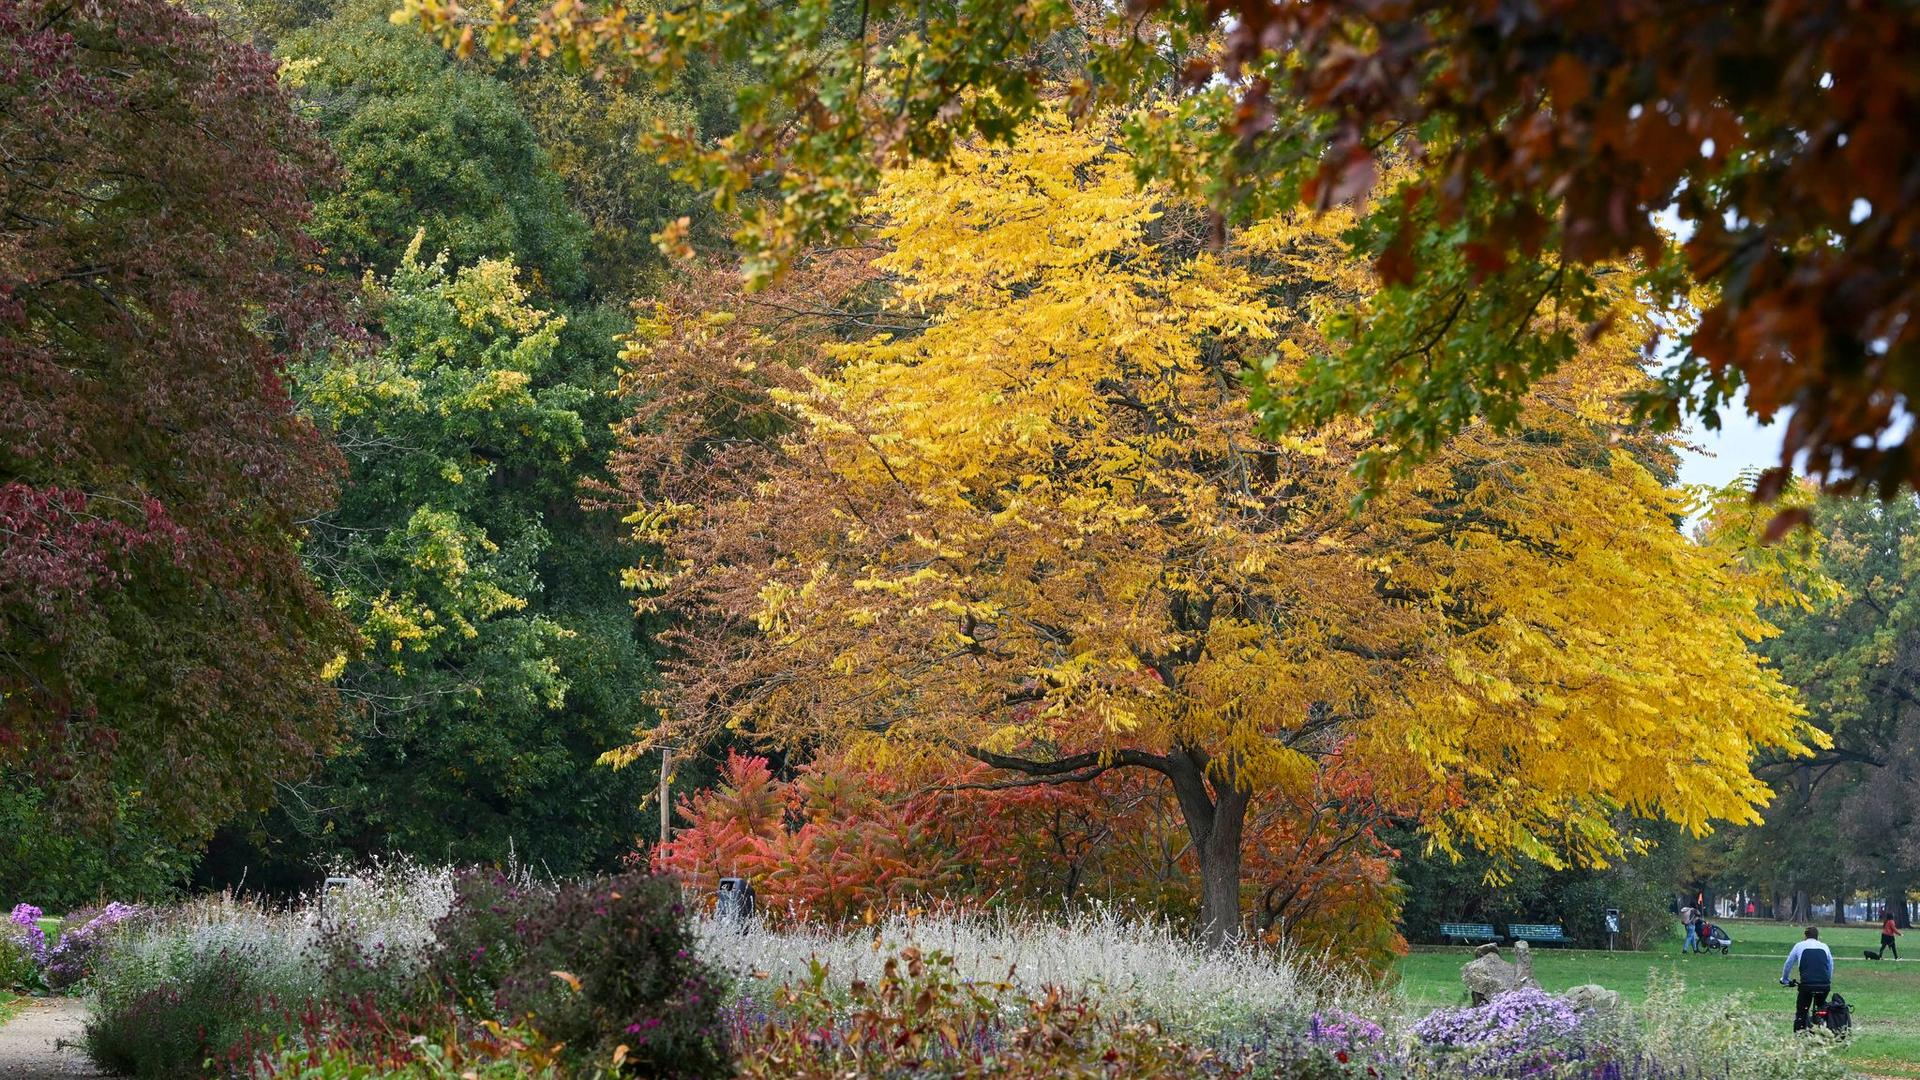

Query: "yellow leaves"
(447, 257), (553, 335)
(617, 112), (1825, 882)
(445, 368), (534, 414)
(756, 579), (797, 635)
(364, 590), (442, 673)
(623, 501), (696, 541)
(318, 651), (349, 683)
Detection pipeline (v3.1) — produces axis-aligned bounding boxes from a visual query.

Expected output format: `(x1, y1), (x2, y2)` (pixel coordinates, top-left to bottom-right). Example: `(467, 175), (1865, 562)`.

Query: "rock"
(1562, 984), (1621, 1014)
(1461, 940), (1540, 1004)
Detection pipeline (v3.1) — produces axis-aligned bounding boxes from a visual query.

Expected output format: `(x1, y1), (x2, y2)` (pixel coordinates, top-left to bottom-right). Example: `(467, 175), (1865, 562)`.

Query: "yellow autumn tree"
(610, 116), (1821, 945)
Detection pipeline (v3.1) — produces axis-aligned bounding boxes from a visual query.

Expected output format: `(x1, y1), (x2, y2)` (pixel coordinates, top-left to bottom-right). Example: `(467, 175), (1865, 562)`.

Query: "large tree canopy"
(1736, 495), (1920, 925)
(284, 0), (590, 297)
(608, 120), (1819, 944)
(0, 0), (353, 837)
(399, 0), (1920, 508)
(225, 243), (660, 876)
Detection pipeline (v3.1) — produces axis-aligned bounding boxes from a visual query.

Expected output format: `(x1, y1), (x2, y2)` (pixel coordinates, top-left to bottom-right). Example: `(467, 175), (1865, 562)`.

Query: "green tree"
(1746, 496), (1920, 926)
(282, 0), (589, 297)
(499, 63), (737, 294)
(0, 779), (197, 910)
(167, 0), (706, 887)
(202, 247), (657, 884)
(1395, 821), (1688, 951)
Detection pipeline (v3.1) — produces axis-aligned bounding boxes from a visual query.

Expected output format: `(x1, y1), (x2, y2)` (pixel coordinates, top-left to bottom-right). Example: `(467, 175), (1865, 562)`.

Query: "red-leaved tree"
(0, 0), (354, 837)
(654, 749), (1406, 968)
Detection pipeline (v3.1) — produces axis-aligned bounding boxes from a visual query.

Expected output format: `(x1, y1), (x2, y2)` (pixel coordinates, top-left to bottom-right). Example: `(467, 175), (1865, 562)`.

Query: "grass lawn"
(0, 988), (22, 1027)
(1394, 919), (1920, 1078)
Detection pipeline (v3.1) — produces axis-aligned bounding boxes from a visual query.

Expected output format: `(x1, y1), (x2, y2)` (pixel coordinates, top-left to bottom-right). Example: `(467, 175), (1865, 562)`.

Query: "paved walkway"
(0, 997), (105, 1078)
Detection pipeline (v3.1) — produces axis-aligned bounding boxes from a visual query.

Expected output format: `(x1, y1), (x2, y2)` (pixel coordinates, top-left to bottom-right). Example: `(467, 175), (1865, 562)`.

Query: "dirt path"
(0, 997), (105, 1078)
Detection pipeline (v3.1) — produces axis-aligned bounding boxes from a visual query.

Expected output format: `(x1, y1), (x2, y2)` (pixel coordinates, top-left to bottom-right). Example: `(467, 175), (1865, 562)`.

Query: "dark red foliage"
(0, 0), (353, 835)
(1195, 0), (1920, 497)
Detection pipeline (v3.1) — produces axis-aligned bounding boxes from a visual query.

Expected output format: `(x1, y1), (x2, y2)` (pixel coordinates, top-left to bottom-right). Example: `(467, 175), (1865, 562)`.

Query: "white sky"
(1674, 393), (1784, 490)
(1650, 208), (1788, 491)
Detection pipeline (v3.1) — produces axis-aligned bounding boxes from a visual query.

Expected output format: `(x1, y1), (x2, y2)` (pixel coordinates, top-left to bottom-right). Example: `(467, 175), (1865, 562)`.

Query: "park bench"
(1439, 922), (1501, 944)
(1507, 923), (1571, 946)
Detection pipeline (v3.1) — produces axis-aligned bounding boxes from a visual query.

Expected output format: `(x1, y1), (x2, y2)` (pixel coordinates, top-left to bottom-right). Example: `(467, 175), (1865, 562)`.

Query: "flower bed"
(74, 874), (1851, 1080)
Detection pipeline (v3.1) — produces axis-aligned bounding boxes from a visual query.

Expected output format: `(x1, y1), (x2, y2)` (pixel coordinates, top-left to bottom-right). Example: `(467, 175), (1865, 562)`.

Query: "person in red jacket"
(1879, 915), (1902, 960)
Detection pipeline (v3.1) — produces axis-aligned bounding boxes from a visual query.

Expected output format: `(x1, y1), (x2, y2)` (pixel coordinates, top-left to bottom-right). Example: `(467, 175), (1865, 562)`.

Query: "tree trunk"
(1889, 870), (1913, 929)
(1197, 788), (1248, 946)
(964, 741), (1252, 948)
(1166, 748), (1249, 949)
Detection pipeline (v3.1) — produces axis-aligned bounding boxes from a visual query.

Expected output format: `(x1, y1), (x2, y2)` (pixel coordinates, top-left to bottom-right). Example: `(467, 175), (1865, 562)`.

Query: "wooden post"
(659, 746), (671, 847)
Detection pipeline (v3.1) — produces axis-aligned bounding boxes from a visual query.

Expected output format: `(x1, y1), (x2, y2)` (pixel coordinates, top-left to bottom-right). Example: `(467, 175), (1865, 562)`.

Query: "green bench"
(1439, 921), (1501, 944)
(1507, 923), (1571, 946)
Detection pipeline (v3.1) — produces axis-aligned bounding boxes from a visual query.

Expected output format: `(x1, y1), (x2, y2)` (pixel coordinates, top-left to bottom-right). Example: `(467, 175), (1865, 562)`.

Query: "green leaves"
(264, 243), (654, 874)
(288, 2), (590, 297)
(1248, 177), (1613, 497)
(300, 249), (572, 682)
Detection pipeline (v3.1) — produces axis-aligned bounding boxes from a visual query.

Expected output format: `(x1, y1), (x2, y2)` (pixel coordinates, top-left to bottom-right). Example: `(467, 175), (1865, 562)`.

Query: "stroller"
(1699, 922), (1732, 955)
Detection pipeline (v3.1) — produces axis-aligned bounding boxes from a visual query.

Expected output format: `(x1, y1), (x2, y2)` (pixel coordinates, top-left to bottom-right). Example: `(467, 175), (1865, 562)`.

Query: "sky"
(1647, 207), (1786, 491)
(1673, 393), (1784, 491)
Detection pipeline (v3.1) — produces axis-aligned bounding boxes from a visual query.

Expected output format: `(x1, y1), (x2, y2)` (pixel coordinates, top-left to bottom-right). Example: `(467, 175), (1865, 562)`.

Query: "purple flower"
(1307, 1007), (1386, 1052)
(44, 902), (140, 990)
(1413, 987), (1587, 1076)
(8, 903), (48, 966)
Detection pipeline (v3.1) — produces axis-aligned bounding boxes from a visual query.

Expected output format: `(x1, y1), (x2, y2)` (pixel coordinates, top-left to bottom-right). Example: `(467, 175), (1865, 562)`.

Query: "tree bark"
(1198, 787), (1249, 946)
(1165, 747), (1249, 948)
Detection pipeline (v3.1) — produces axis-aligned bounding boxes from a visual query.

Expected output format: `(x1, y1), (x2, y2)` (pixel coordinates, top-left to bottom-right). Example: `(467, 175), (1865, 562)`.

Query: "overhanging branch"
(962, 744), (1175, 779)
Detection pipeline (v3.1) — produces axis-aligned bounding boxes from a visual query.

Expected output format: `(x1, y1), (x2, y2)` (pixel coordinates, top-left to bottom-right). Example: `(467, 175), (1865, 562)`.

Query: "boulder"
(1562, 984), (1622, 1014)
(1460, 940), (1539, 1004)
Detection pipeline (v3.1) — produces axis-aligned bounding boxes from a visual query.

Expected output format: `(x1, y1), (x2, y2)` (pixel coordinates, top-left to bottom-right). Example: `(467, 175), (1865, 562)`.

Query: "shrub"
(8, 902), (47, 960)
(84, 863), (457, 1077)
(732, 947), (1241, 1079)
(1412, 987), (1595, 1076)
(693, 906), (1382, 1043)
(2, 902), (47, 991)
(45, 902), (141, 991)
(1619, 979), (1850, 1080)
(85, 945), (275, 1080)
(261, 1019), (579, 1079)
(0, 931), (36, 991)
(306, 918), (429, 1018)
(421, 869), (547, 1013)
(496, 872), (731, 1078)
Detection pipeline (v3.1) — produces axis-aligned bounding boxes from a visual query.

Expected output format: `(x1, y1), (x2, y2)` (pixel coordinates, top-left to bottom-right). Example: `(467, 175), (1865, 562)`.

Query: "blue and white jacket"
(1783, 939), (1834, 987)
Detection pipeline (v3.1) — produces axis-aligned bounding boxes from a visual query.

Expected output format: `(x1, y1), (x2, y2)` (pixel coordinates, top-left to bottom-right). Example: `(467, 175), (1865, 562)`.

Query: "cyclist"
(1781, 926), (1835, 1031)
